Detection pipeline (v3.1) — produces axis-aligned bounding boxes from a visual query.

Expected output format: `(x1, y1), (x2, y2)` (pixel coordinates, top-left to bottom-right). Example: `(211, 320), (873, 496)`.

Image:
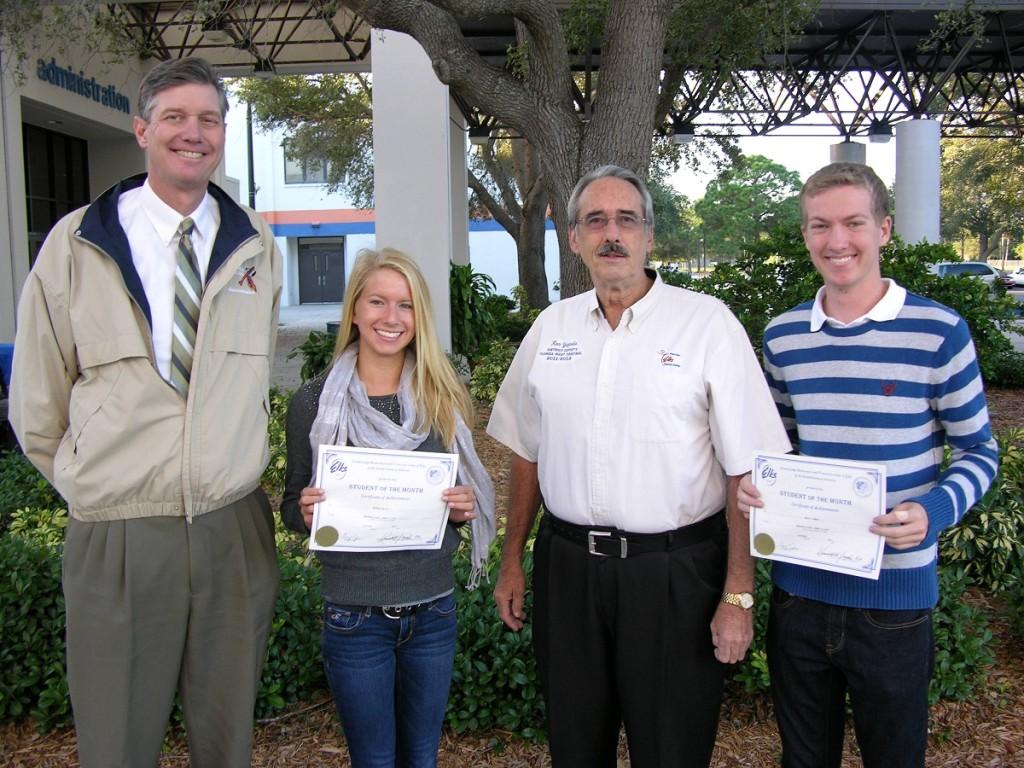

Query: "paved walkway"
(273, 303), (341, 390)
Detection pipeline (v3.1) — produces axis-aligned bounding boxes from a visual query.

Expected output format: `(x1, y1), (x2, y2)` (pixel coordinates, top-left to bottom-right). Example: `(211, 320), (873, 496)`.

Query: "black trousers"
(532, 515), (728, 768)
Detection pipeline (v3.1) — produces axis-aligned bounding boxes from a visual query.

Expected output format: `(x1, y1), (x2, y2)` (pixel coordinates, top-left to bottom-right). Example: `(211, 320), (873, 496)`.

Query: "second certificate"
(750, 451), (886, 580)
(310, 445), (460, 552)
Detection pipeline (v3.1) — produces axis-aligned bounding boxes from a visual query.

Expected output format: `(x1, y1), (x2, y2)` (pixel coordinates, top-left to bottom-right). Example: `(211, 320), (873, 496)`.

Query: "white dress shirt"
(487, 273), (792, 533)
(117, 181), (219, 380)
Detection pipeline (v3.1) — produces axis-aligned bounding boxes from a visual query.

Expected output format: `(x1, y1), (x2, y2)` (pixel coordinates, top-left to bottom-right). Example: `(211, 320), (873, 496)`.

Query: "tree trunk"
(341, 0), (673, 298)
(517, 201), (550, 309)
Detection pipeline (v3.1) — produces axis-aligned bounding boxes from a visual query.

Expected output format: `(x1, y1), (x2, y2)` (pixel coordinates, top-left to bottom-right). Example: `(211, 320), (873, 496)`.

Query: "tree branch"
(468, 168), (519, 236)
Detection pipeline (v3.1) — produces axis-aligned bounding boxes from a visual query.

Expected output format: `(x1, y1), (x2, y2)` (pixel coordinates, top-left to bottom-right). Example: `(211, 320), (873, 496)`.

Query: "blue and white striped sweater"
(763, 292), (998, 609)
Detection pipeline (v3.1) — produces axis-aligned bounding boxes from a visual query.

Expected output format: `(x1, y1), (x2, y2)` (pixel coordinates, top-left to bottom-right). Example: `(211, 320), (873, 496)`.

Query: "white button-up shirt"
(118, 181), (219, 380)
(487, 274), (791, 533)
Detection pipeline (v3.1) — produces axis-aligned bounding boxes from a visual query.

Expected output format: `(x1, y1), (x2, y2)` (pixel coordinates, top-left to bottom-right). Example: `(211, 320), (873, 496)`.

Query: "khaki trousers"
(62, 489), (279, 768)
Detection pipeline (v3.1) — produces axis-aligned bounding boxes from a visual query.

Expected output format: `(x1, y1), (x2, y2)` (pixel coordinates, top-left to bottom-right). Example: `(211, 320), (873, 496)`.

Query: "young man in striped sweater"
(738, 162), (999, 768)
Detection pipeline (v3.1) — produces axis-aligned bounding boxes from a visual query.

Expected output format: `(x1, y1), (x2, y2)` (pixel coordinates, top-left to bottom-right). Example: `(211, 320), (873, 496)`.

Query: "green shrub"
(469, 339), (518, 406)
(1005, 572), (1024, 639)
(255, 537), (326, 717)
(680, 233), (1024, 384)
(287, 330), (336, 383)
(450, 263), (498, 364)
(940, 429), (1024, 591)
(260, 387), (294, 498)
(929, 566), (994, 703)
(448, 539), (545, 739)
(0, 450), (62, 533)
(0, 509), (70, 729)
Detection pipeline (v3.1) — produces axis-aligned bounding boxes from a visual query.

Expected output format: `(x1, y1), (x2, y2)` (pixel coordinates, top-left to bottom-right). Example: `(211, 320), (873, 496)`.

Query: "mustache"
(597, 242), (628, 257)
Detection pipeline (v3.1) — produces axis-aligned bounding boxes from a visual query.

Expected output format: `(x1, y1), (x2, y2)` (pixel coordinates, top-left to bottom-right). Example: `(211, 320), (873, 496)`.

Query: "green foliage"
(232, 74), (374, 206)
(929, 566), (994, 704)
(470, 339), (518, 406)
(255, 538), (326, 718)
(450, 263), (498, 364)
(448, 540), (544, 739)
(0, 509), (70, 729)
(261, 387), (295, 497)
(0, 450), (62, 533)
(940, 429), (1024, 591)
(287, 330), (336, 383)
(1005, 573), (1024, 639)
(487, 287), (539, 344)
(680, 231), (1024, 385)
(694, 155), (802, 262)
(671, 226), (817, 356)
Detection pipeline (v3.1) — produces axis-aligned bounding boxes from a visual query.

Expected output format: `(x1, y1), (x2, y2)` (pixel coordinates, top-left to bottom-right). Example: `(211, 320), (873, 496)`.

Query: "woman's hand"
(299, 486), (325, 531)
(443, 485), (477, 523)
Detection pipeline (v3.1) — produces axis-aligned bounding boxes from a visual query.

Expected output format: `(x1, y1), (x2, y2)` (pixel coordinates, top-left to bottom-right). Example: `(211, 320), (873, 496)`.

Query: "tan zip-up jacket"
(10, 175), (282, 522)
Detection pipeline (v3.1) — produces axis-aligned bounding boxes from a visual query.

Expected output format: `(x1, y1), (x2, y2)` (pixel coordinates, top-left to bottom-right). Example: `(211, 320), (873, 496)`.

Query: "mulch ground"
(3, 390), (1022, 767)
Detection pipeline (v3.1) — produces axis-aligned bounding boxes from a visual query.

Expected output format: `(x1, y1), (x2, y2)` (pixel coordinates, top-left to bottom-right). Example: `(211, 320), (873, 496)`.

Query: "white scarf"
(309, 344), (496, 588)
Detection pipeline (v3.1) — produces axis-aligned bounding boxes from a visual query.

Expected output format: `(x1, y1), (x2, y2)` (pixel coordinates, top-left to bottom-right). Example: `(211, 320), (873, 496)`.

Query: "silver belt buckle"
(588, 530), (628, 558)
(381, 606), (403, 619)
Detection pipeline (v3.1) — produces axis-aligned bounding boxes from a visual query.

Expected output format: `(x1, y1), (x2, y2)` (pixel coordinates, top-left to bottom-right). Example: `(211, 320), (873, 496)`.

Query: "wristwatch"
(721, 591), (755, 610)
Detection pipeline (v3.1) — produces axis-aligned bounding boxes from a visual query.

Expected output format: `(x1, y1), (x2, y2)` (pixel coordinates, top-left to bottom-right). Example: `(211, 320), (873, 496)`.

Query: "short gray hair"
(138, 57), (229, 122)
(567, 164), (655, 230)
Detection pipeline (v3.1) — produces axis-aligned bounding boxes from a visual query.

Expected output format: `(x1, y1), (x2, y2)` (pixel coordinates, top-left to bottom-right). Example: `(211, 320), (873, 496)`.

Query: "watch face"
(739, 593), (754, 609)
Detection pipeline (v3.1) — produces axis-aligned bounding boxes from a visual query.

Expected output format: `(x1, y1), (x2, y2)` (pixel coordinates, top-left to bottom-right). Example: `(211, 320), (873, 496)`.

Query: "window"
(23, 123), (90, 266)
(283, 140), (329, 184)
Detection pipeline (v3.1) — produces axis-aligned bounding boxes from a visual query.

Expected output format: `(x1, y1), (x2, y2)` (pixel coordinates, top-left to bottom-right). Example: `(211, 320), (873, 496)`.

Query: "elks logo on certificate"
(310, 445), (459, 552)
(750, 452), (887, 580)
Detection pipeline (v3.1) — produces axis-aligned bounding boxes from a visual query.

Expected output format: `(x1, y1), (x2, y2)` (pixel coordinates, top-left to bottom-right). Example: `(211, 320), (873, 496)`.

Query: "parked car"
(928, 261), (1005, 288)
(1010, 266), (1024, 287)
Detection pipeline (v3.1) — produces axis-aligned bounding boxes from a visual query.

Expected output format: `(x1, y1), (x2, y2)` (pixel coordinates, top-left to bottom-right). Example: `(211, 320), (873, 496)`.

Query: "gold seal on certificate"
(750, 451), (887, 580)
(309, 445), (460, 552)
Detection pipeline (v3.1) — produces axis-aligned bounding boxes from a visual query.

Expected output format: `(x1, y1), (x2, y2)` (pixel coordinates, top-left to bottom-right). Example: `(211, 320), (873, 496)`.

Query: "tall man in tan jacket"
(10, 58), (282, 767)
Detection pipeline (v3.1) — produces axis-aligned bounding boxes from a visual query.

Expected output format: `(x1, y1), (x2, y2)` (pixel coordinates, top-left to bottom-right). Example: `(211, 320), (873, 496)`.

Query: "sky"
(669, 134), (897, 202)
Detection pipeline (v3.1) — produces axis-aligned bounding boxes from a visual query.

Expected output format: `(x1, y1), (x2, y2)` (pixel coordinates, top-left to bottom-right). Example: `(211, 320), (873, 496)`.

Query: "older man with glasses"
(487, 164), (791, 767)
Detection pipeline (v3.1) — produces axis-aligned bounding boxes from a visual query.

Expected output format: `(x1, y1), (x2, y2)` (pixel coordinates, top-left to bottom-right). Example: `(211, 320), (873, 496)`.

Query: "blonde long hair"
(334, 248), (473, 448)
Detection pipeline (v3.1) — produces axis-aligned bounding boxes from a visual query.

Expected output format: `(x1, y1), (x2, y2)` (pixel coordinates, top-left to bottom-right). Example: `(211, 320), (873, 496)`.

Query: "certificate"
(750, 452), (886, 579)
(309, 445), (459, 552)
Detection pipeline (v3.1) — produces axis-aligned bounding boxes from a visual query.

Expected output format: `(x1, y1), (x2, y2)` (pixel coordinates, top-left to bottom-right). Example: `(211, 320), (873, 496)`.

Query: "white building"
(221, 95), (561, 309)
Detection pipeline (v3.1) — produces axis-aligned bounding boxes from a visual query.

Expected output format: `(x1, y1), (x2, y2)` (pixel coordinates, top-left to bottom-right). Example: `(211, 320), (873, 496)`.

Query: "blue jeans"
(322, 593), (457, 768)
(767, 586), (933, 768)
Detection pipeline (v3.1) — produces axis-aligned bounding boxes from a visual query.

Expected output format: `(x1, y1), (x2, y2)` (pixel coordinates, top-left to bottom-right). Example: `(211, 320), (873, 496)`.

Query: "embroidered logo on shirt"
(539, 340), (582, 362)
(658, 349), (681, 368)
(881, 381), (896, 396)
(227, 263), (258, 295)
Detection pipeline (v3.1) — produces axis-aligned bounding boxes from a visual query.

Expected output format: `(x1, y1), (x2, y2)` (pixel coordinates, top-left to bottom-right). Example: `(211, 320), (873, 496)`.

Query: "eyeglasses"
(575, 212), (647, 233)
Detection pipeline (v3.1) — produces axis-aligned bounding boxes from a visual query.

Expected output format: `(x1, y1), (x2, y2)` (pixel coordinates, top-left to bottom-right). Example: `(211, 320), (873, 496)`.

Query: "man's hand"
(710, 601), (753, 664)
(494, 558), (528, 631)
(871, 501), (928, 549)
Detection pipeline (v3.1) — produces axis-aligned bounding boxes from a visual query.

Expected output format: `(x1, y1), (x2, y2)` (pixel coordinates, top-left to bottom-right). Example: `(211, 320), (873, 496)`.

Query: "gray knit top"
(280, 373), (460, 606)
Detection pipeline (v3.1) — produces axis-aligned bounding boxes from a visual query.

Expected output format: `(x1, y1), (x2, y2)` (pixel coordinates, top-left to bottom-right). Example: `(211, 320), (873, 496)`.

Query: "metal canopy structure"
(112, 1), (1024, 139)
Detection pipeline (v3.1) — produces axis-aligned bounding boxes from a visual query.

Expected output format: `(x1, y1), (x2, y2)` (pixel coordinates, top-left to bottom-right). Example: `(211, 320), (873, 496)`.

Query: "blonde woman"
(281, 248), (495, 768)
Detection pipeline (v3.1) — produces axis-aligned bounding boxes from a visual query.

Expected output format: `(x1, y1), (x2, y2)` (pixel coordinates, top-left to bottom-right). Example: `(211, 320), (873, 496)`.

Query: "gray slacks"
(62, 489), (279, 768)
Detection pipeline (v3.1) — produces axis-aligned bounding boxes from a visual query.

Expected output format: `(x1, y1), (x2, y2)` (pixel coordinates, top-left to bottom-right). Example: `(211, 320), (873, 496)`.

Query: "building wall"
(0, 46), (149, 343)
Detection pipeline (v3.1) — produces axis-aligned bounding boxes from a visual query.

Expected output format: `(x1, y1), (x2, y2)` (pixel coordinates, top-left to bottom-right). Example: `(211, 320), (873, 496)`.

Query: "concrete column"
(0, 65), (29, 344)
(895, 119), (940, 244)
(372, 29), (468, 351)
(830, 140), (866, 164)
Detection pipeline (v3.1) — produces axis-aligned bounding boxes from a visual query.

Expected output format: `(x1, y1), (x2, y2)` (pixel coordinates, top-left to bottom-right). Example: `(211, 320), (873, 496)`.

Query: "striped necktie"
(170, 217), (202, 397)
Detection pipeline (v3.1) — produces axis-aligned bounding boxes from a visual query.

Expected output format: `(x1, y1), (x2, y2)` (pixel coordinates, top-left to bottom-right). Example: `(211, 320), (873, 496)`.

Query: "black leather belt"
(544, 510), (725, 558)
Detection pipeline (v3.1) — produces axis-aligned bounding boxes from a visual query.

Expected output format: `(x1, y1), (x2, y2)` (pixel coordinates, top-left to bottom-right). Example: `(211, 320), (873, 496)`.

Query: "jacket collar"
(77, 174), (259, 328)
